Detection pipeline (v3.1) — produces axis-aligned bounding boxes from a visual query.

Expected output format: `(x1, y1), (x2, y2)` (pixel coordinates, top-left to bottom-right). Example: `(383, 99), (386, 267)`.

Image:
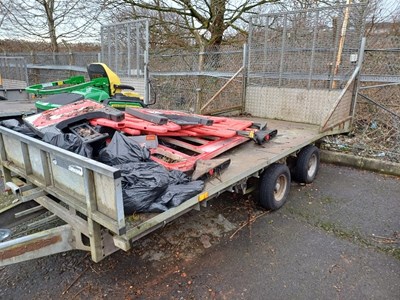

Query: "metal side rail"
(0, 126), (125, 263)
(0, 126), (126, 235)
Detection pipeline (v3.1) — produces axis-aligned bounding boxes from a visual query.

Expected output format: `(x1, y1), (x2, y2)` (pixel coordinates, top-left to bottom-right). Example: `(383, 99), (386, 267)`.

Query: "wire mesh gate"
(100, 19), (150, 104)
(246, 3), (367, 128)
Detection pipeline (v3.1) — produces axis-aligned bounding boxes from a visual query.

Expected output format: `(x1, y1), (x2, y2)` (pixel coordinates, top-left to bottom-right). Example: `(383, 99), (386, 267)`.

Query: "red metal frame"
(150, 135), (249, 172)
(32, 104), (258, 172)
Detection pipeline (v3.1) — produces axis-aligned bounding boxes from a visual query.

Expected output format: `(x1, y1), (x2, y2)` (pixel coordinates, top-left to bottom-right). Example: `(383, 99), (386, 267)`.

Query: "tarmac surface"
(0, 163), (399, 299)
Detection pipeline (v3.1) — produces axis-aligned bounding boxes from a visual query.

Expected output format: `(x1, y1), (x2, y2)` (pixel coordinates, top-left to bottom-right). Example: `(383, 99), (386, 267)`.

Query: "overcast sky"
(379, 0), (400, 19)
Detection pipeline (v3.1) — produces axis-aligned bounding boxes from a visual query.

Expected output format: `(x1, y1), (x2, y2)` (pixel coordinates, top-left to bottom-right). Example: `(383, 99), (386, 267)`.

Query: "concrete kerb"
(320, 150), (400, 177)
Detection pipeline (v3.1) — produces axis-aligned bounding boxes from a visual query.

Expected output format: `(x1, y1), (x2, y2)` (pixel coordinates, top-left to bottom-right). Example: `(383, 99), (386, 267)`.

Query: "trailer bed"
(115, 118), (332, 249)
(0, 100), (35, 120)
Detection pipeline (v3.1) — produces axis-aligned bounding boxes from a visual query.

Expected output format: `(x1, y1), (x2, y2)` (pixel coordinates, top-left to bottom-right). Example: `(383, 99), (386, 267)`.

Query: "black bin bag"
(42, 132), (93, 158)
(89, 131), (205, 213)
(98, 131), (150, 165)
(0, 119), (37, 137)
(116, 161), (170, 213)
(148, 180), (204, 212)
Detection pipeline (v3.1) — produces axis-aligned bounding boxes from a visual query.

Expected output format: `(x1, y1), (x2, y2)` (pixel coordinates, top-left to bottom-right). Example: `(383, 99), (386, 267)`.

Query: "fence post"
(332, 0), (351, 89)
(144, 20), (150, 105)
(196, 45), (205, 114)
(31, 51), (39, 83)
(69, 51), (73, 77)
(241, 43), (249, 114)
(350, 37), (366, 119)
(278, 13), (288, 87)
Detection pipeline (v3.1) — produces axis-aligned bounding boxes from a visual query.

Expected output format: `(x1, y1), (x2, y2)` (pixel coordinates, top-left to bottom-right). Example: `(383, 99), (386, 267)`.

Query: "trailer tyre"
(259, 163), (291, 210)
(293, 145), (320, 184)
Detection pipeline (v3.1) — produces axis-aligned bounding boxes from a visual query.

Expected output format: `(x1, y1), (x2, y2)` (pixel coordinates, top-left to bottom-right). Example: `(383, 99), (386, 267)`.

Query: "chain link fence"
(1, 5), (399, 162)
(247, 3), (367, 90)
(1, 51), (98, 84)
(149, 46), (244, 113)
(323, 34), (400, 163)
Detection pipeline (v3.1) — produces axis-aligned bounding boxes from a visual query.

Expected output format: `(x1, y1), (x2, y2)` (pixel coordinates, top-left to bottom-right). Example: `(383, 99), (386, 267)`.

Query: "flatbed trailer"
(0, 96), (356, 265)
(0, 4), (366, 266)
(0, 72), (363, 267)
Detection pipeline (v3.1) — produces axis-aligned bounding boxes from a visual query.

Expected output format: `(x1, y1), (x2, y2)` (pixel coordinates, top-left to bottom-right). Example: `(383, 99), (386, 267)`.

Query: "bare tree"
(103, 0), (278, 49)
(0, 0), (106, 52)
(363, 0), (400, 36)
(0, 5), (6, 28)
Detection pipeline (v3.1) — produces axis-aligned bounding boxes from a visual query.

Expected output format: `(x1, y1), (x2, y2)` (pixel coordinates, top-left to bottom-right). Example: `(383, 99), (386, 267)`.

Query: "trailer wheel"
(259, 163), (291, 210)
(293, 145), (320, 184)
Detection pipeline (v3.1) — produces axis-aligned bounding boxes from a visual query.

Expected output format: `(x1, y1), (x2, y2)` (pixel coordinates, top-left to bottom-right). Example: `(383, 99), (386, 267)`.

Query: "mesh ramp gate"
(246, 3), (367, 131)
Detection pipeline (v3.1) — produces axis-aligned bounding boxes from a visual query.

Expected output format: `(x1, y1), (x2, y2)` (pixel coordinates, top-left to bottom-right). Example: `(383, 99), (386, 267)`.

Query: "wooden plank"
(160, 137), (204, 154)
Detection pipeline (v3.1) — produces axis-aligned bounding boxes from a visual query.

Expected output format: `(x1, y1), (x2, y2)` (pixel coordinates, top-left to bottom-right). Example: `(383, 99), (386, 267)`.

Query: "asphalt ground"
(0, 163), (399, 299)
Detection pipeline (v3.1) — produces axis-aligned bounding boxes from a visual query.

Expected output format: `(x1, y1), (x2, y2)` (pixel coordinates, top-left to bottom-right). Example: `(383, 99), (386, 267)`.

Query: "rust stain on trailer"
(0, 235), (61, 260)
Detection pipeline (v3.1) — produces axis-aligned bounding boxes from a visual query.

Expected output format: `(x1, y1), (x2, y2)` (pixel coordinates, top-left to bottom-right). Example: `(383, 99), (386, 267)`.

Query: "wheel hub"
(307, 154), (318, 178)
(274, 175), (287, 202)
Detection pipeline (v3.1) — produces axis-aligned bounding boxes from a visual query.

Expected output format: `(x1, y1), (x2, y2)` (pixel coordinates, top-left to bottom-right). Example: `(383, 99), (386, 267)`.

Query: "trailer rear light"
(198, 192), (209, 202)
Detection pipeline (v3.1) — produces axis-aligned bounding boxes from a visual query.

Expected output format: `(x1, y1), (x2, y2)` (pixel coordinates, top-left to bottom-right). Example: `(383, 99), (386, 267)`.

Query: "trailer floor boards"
(209, 119), (323, 187)
(124, 118), (329, 235)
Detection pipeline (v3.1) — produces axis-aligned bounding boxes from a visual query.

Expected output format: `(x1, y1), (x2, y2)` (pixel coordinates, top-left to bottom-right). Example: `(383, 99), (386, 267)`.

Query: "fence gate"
(0, 56), (29, 100)
(246, 3), (367, 131)
(100, 19), (150, 104)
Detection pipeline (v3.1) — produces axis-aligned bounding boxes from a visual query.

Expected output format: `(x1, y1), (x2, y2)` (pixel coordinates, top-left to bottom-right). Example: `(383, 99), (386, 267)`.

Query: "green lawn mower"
(26, 63), (146, 111)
